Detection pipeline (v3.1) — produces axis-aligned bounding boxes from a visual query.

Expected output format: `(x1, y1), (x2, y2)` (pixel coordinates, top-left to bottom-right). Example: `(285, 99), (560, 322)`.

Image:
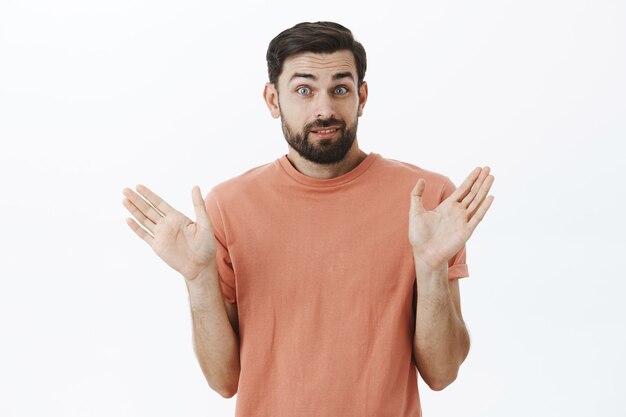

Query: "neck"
(285, 141), (368, 180)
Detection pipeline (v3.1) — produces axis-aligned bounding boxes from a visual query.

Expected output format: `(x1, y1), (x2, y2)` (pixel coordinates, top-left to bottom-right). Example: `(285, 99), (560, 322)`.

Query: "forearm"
(413, 258), (470, 390)
(185, 263), (240, 398)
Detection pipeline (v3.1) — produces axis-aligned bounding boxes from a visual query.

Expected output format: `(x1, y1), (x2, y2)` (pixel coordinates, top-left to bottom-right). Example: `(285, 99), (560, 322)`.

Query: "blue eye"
(335, 86), (348, 95)
(297, 87), (311, 95)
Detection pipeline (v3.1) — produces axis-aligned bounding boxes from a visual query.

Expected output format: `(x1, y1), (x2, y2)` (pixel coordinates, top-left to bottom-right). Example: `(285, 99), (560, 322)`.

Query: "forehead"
(280, 50), (356, 83)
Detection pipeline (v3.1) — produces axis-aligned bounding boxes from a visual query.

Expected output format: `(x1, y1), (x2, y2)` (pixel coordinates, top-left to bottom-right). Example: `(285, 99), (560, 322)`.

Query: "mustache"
(305, 118), (346, 133)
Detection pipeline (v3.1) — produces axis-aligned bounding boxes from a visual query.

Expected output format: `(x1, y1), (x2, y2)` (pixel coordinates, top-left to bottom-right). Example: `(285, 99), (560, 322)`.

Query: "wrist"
(183, 261), (217, 286)
(184, 264), (220, 306)
(412, 248), (447, 272)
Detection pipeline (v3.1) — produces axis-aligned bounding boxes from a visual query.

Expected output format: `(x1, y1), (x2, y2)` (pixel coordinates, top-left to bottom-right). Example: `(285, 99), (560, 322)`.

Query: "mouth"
(310, 126), (341, 139)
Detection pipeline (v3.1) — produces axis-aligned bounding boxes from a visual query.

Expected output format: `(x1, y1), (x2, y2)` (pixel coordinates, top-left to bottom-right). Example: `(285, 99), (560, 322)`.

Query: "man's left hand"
(409, 166), (495, 270)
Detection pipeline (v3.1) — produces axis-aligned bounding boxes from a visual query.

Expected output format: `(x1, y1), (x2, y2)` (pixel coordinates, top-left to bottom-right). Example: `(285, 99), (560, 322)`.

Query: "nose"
(313, 90), (336, 120)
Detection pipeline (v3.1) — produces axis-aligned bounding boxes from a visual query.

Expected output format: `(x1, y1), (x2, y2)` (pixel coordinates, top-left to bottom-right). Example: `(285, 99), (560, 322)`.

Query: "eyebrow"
(289, 71), (355, 83)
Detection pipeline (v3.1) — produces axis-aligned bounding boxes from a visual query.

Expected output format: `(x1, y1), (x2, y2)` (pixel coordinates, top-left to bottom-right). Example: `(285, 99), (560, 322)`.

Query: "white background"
(1, 0), (625, 416)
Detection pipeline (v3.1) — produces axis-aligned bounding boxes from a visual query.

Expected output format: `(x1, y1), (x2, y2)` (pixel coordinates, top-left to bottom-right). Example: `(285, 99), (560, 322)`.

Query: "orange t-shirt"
(204, 152), (468, 417)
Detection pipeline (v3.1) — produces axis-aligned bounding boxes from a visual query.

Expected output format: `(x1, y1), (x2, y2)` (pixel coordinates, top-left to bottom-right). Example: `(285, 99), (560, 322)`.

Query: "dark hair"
(266, 21), (367, 89)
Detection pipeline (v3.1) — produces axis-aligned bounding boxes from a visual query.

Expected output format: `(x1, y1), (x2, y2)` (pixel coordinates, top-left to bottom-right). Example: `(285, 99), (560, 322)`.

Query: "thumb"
(191, 185), (211, 230)
(410, 178), (426, 215)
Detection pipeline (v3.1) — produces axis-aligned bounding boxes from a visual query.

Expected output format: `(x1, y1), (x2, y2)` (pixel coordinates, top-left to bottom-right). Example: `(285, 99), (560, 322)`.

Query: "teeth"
(316, 129), (337, 134)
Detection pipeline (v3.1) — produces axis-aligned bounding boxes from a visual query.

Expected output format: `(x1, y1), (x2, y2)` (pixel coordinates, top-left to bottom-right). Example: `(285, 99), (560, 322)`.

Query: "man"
(122, 21), (494, 417)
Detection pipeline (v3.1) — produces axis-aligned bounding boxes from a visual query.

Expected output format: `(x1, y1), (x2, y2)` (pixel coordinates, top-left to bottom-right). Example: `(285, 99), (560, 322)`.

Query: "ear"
(263, 82), (281, 119)
(357, 81), (368, 117)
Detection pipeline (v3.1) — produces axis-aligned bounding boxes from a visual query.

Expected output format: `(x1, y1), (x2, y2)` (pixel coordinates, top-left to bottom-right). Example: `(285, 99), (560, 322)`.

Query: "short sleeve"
(440, 176), (470, 281)
(204, 188), (237, 304)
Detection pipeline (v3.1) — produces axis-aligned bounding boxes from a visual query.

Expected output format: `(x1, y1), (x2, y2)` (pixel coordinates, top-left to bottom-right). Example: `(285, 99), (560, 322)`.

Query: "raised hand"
(122, 184), (217, 281)
(409, 166), (494, 270)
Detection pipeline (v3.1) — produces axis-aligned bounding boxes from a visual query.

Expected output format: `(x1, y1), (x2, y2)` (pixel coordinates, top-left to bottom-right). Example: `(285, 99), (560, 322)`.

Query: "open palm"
(122, 184), (217, 281)
(409, 167), (495, 269)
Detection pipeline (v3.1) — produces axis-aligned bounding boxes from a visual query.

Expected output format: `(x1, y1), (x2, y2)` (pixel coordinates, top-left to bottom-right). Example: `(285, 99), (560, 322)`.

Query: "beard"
(280, 109), (358, 165)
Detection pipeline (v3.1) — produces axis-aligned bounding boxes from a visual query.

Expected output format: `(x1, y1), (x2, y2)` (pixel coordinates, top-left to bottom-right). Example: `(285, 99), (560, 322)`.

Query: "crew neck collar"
(277, 152), (380, 187)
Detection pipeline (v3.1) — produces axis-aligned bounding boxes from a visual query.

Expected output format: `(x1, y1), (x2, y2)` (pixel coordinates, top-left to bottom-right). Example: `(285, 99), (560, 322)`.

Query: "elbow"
(419, 361), (462, 391)
(205, 348), (241, 399)
(203, 371), (239, 398)
(206, 369), (239, 398)
(218, 385), (237, 399)
(214, 375), (238, 398)
(424, 372), (457, 391)
(214, 373), (239, 398)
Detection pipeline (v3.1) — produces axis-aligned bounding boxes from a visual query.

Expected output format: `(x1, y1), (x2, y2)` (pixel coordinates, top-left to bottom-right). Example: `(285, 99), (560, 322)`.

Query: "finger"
(125, 216), (155, 245)
(467, 194), (494, 231)
(450, 167), (482, 202)
(122, 186), (167, 224)
(410, 178), (426, 215)
(134, 184), (176, 217)
(466, 174), (494, 219)
(192, 185), (212, 231)
(461, 166), (491, 209)
(122, 196), (157, 235)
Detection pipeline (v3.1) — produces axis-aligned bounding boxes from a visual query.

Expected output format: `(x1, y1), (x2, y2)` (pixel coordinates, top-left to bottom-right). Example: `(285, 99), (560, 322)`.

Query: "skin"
(121, 48), (495, 396)
(121, 185), (240, 397)
(263, 50), (369, 178)
(410, 166), (494, 390)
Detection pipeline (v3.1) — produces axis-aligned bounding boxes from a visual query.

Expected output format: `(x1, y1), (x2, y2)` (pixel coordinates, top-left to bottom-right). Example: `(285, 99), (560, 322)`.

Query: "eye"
(334, 86), (349, 95)
(296, 86), (311, 95)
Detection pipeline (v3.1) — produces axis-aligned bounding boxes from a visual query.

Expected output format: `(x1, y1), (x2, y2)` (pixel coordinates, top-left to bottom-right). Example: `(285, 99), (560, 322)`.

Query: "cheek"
(338, 97), (359, 113)
(281, 104), (308, 124)
(339, 103), (359, 121)
(281, 111), (306, 131)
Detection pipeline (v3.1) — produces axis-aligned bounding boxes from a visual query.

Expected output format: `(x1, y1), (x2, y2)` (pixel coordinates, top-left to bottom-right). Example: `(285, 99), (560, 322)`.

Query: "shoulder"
(373, 154), (455, 199)
(206, 159), (277, 203)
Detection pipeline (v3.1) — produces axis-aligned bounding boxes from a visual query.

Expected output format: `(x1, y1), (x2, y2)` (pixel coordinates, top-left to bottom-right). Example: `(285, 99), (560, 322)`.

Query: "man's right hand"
(122, 184), (217, 281)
